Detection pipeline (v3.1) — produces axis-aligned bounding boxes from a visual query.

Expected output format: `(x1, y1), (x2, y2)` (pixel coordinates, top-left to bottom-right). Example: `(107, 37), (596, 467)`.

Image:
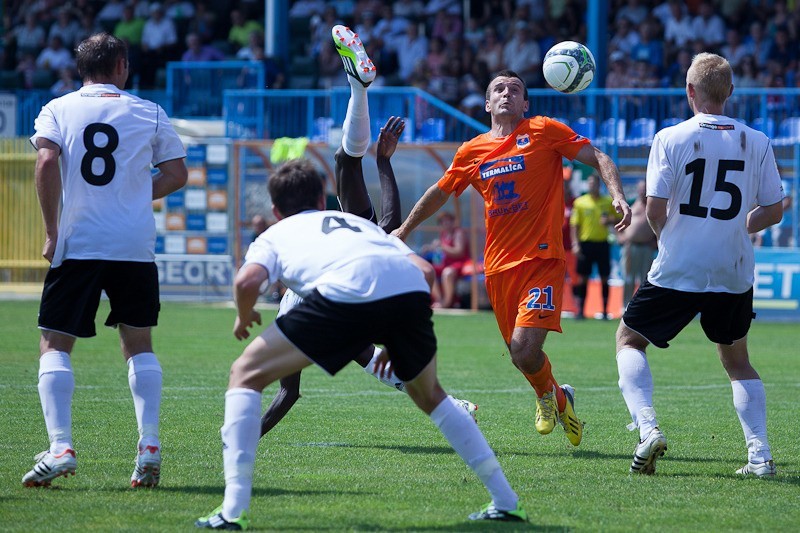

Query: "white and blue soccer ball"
(542, 41), (596, 94)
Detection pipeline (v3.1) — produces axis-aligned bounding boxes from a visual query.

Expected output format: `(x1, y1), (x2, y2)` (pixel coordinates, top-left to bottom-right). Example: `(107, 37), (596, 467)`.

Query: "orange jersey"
(438, 117), (589, 275)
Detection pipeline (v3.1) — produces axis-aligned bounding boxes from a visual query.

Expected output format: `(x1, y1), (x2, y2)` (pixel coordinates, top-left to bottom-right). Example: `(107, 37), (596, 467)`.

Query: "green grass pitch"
(1, 300), (798, 532)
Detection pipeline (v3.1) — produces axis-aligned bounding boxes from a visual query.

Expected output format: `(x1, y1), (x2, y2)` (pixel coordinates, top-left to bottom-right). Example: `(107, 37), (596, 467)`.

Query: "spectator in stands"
(114, 6), (145, 48)
(616, 0), (649, 27)
(425, 37), (447, 77)
(15, 52), (36, 89)
(606, 51), (631, 89)
(316, 39), (347, 89)
(165, 0), (195, 20)
(766, 26), (797, 78)
(373, 4), (409, 52)
(309, 5), (342, 56)
(744, 20), (772, 68)
(12, 13), (46, 61)
(422, 211), (470, 309)
(235, 31), (262, 61)
(354, 11), (380, 46)
(182, 33), (224, 62)
(691, 1), (726, 48)
(288, 0), (325, 19)
(502, 22), (542, 88)
(663, 48), (691, 88)
(140, 3), (178, 88)
(735, 54), (762, 88)
(609, 16), (641, 56)
(721, 28), (750, 70)
(49, 9), (81, 50)
(36, 35), (74, 73)
(617, 180), (656, 310)
(185, 1), (216, 45)
(228, 8), (263, 51)
(364, 36), (399, 85)
(395, 22), (428, 83)
(463, 17), (484, 51)
(476, 26), (504, 73)
(630, 19), (663, 75)
(663, 0), (694, 50)
(50, 67), (80, 96)
(97, 0), (126, 29)
(393, 0), (425, 21)
(430, 9), (462, 45)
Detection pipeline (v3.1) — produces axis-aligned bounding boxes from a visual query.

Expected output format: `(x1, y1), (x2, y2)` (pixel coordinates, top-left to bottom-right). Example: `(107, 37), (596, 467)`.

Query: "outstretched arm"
(392, 184), (451, 241)
(575, 144), (632, 231)
(376, 116), (405, 233)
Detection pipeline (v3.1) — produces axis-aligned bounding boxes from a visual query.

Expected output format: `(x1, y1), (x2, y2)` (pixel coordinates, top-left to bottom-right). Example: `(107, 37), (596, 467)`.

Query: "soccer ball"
(543, 41), (596, 94)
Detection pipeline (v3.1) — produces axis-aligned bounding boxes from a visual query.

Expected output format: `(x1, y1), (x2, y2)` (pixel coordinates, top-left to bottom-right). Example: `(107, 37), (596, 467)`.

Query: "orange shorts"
(485, 258), (565, 344)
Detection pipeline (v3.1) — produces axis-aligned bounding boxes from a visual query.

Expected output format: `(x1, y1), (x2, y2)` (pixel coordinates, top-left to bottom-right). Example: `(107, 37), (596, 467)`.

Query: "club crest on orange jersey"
(516, 134), (530, 148)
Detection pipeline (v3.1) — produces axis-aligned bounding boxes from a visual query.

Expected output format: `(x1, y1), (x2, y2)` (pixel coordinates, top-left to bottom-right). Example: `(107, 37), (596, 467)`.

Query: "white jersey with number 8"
(646, 113), (784, 293)
(30, 83), (186, 267)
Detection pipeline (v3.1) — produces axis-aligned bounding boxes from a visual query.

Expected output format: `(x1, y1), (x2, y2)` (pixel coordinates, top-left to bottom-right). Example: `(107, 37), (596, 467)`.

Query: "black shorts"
(622, 280), (755, 348)
(275, 290), (436, 382)
(39, 259), (160, 338)
(576, 240), (611, 278)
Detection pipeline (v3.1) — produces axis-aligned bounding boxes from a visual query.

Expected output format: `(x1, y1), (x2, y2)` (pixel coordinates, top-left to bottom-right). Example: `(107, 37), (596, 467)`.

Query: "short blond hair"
(686, 53), (732, 105)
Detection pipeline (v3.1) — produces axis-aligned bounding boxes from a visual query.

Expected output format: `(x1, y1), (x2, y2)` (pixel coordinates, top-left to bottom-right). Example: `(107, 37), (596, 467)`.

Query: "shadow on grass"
(265, 521), (566, 532)
(289, 442), (457, 455)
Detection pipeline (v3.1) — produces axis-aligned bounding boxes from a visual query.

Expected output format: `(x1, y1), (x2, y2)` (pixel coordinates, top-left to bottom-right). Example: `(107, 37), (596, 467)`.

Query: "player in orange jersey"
(394, 69), (631, 445)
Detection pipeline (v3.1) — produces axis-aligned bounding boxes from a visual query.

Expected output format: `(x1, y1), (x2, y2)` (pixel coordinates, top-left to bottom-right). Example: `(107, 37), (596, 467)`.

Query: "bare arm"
(152, 158), (188, 199)
(645, 197), (667, 239)
(34, 138), (62, 263)
(570, 222), (581, 253)
(747, 201), (784, 234)
(376, 117), (404, 233)
(574, 144), (632, 230)
(408, 252), (435, 289)
(392, 184), (451, 241)
(232, 263), (266, 340)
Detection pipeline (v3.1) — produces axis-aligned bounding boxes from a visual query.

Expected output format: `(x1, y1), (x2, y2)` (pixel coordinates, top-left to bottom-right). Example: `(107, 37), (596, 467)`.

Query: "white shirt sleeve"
(30, 104), (62, 149)
(243, 234), (280, 287)
(756, 143), (785, 207)
(152, 105), (186, 165)
(646, 134), (673, 199)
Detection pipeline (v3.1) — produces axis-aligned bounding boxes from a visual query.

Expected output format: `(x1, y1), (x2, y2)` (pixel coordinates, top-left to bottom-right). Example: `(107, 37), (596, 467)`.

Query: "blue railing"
(166, 61), (264, 119)
(223, 87), (488, 143)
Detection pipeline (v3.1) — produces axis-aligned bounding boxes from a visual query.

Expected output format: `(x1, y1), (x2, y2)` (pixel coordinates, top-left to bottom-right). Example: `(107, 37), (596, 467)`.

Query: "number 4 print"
(526, 285), (556, 310)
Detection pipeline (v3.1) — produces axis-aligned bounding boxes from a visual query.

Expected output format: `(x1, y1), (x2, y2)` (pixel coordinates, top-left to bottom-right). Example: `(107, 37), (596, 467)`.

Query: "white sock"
(127, 352), (162, 449)
(222, 388), (261, 521)
(430, 396), (517, 511)
(616, 348), (657, 440)
(364, 347), (406, 392)
(38, 351), (74, 454)
(731, 379), (772, 463)
(341, 82), (370, 157)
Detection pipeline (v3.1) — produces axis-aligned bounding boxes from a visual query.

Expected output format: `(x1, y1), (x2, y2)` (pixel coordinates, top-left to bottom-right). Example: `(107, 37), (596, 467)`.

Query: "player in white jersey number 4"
(256, 25), (475, 442)
(615, 53), (783, 477)
(24, 33), (187, 489)
(195, 159), (526, 530)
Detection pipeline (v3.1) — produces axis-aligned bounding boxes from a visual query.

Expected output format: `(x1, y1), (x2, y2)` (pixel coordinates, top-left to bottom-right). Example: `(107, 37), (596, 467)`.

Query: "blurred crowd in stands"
(1, 0), (800, 111)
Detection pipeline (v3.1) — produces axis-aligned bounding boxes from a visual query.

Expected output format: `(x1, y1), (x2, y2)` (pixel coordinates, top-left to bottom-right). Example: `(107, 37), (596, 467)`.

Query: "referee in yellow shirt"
(570, 174), (620, 319)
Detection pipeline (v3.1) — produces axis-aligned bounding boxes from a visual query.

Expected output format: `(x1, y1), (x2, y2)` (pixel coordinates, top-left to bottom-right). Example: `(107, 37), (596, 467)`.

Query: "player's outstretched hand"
(233, 309), (262, 340)
(377, 116), (405, 159)
(613, 198), (632, 231)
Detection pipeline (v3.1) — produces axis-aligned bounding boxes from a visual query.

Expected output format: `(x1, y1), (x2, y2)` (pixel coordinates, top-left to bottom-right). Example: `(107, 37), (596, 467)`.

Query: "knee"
(229, 357), (269, 391)
(509, 342), (545, 373)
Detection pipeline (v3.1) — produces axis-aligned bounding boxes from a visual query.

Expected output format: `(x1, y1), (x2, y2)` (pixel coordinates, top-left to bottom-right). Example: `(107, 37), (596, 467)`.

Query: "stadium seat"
(774, 117), (800, 146)
(622, 118), (656, 146)
(418, 117), (445, 142)
(31, 69), (55, 89)
(660, 117), (682, 129)
(751, 117), (775, 138)
(572, 117), (596, 141)
(600, 118), (626, 145)
(0, 70), (21, 90)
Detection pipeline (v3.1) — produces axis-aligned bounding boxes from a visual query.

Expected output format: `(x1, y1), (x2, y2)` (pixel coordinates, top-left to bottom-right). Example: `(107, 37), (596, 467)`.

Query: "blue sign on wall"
(753, 249), (800, 322)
